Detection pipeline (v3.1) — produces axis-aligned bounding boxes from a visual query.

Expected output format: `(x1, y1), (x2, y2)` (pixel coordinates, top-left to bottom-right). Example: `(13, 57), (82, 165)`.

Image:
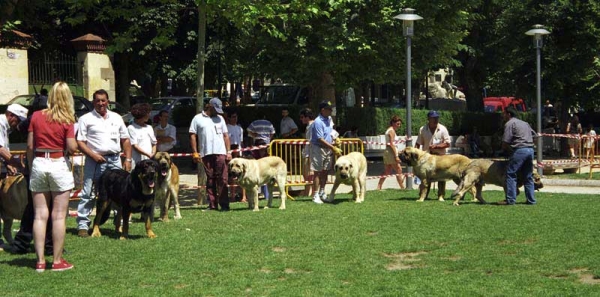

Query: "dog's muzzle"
(159, 162), (169, 177)
(229, 170), (242, 180)
(340, 173), (349, 179)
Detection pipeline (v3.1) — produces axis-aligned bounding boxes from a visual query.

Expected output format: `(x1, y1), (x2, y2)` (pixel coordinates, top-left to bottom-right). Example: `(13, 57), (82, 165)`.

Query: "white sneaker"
(312, 194), (323, 204)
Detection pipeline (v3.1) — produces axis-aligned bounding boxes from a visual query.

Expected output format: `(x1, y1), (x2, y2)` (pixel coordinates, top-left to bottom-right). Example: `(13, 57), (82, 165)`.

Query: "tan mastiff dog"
(328, 152), (368, 203)
(0, 174), (28, 244)
(451, 159), (544, 206)
(229, 156), (288, 211)
(153, 152), (181, 221)
(399, 147), (477, 202)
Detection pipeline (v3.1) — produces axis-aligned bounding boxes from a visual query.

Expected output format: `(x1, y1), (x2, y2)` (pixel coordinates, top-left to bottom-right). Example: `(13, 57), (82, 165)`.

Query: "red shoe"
(51, 259), (73, 271)
(35, 262), (46, 273)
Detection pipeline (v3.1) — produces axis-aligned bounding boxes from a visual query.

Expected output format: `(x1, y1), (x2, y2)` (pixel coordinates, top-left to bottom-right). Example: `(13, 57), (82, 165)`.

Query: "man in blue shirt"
(309, 101), (342, 204)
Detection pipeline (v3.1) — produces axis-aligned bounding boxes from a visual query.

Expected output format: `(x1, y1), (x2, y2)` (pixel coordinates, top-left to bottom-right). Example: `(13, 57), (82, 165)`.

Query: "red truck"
(483, 96), (527, 112)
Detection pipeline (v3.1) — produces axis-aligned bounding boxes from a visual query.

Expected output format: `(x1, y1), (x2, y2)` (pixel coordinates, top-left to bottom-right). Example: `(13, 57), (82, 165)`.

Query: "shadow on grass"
(0, 257), (38, 270)
(66, 227), (146, 240)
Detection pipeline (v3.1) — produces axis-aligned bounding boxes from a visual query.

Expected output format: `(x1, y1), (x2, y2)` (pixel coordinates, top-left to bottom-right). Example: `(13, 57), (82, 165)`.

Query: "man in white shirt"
(76, 90), (132, 237)
(280, 107), (298, 138)
(154, 110), (177, 152)
(189, 98), (231, 211)
(0, 104), (28, 175)
(415, 110), (451, 200)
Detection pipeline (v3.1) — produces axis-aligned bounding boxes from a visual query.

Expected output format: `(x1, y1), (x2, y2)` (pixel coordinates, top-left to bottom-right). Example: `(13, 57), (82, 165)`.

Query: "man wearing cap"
(310, 100), (342, 204)
(0, 104), (28, 174)
(0, 104), (28, 251)
(189, 97), (232, 211)
(500, 107), (537, 205)
(415, 110), (451, 200)
(76, 89), (132, 237)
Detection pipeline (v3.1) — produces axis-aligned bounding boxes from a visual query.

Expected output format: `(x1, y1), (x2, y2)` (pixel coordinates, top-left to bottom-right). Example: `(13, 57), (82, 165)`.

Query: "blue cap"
(209, 97), (224, 114)
(427, 110), (440, 118)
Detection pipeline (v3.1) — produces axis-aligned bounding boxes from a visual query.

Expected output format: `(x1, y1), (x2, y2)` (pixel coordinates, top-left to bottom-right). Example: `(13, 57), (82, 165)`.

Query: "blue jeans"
(76, 155), (122, 230)
(505, 147), (536, 205)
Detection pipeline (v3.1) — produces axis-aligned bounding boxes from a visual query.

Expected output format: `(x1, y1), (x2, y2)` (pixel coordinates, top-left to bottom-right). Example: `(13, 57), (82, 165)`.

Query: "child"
(585, 124), (596, 159)
(128, 103), (157, 168)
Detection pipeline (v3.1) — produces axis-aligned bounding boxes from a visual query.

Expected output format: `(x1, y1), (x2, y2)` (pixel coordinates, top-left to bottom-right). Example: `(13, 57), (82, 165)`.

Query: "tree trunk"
(0, 0), (19, 29)
(115, 52), (130, 108)
(311, 72), (335, 107)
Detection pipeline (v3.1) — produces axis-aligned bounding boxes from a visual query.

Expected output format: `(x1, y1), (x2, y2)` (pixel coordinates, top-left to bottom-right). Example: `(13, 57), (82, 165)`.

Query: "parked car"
(122, 96), (207, 126)
(0, 94), (94, 119)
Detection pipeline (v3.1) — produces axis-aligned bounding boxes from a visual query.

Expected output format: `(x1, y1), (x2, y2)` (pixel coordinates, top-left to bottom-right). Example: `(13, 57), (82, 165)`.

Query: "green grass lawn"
(1, 189), (600, 296)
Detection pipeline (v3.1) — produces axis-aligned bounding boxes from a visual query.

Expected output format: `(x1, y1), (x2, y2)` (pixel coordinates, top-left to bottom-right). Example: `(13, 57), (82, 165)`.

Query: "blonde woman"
(377, 115), (405, 190)
(27, 81), (77, 272)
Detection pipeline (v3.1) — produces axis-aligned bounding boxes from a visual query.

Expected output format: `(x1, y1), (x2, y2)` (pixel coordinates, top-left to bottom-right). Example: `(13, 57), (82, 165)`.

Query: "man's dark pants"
(202, 154), (229, 210)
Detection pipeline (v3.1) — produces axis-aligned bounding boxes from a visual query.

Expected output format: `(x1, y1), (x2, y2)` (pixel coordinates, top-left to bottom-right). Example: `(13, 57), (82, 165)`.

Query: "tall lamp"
(525, 24), (550, 176)
(394, 8), (422, 189)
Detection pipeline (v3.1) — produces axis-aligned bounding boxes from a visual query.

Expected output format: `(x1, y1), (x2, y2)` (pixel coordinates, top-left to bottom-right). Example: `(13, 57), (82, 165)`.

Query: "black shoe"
(5, 244), (30, 255)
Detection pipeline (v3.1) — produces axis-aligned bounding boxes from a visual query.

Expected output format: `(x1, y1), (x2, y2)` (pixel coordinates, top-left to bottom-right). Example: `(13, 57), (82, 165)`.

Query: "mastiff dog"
(229, 156), (287, 211)
(399, 147), (478, 202)
(451, 159), (544, 206)
(328, 152), (367, 203)
(0, 174), (28, 244)
(153, 152), (181, 221)
(91, 159), (159, 239)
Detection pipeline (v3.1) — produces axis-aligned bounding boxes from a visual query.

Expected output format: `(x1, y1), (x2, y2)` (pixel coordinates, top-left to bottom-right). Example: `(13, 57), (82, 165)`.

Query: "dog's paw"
(119, 236), (127, 240)
(252, 208), (260, 212)
(174, 215), (182, 220)
(452, 201), (460, 206)
(416, 199), (425, 202)
(147, 232), (157, 239)
(438, 198), (445, 202)
(278, 206), (286, 210)
(91, 231), (101, 238)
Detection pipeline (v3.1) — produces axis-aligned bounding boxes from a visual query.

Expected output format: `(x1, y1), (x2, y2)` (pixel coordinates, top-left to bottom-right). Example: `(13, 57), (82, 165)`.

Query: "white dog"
(229, 156), (288, 211)
(328, 152), (367, 203)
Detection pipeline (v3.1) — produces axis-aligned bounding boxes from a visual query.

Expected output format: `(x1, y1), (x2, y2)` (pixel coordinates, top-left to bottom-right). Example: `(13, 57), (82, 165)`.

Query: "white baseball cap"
(7, 104), (28, 121)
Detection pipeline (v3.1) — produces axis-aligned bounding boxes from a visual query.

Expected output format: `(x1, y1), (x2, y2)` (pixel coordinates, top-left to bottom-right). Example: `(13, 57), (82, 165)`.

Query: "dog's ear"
(334, 164), (339, 172)
(349, 164), (353, 169)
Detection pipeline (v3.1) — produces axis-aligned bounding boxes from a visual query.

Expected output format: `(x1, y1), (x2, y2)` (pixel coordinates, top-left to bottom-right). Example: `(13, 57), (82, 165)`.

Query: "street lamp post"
(394, 8), (422, 190)
(525, 24), (550, 176)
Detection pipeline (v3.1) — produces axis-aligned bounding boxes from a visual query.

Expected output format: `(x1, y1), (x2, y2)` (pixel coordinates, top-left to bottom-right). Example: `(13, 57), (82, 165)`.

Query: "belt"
(514, 147), (533, 150)
(35, 151), (64, 158)
(102, 153), (121, 157)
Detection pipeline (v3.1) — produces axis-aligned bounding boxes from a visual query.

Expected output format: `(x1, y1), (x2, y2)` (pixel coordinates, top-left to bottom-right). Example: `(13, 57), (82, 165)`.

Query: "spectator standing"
(247, 117), (275, 199)
(468, 126), (483, 158)
(299, 108), (315, 196)
(500, 107), (537, 205)
(280, 107), (298, 138)
(342, 126), (358, 138)
(226, 110), (246, 202)
(310, 101), (342, 204)
(585, 124), (596, 159)
(566, 115), (582, 158)
(27, 81), (78, 272)
(76, 89), (132, 237)
(377, 115), (405, 190)
(189, 98), (232, 211)
(128, 103), (157, 168)
(154, 110), (177, 152)
(415, 110), (451, 200)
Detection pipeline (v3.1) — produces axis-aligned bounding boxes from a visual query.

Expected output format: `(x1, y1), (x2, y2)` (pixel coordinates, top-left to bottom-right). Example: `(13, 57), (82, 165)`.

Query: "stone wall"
(78, 52), (115, 100)
(0, 48), (29, 104)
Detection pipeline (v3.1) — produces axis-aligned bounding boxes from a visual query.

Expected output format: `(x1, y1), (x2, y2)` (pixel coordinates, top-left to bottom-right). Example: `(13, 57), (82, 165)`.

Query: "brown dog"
(153, 152), (181, 221)
(399, 147), (478, 202)
(0, 174), (28, 244)
(451, 159), (544, 206)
